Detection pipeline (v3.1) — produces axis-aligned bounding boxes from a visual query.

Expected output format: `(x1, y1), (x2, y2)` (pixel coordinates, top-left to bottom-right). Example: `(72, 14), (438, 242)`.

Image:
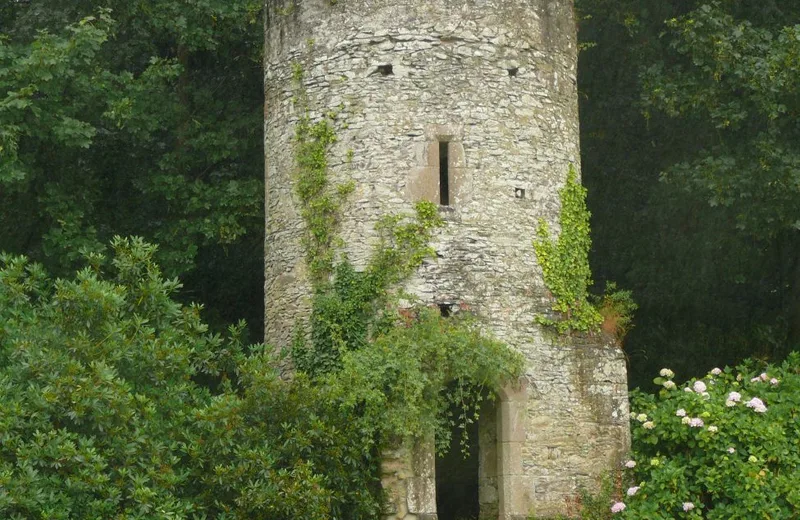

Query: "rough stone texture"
(264, 0), (630, 517)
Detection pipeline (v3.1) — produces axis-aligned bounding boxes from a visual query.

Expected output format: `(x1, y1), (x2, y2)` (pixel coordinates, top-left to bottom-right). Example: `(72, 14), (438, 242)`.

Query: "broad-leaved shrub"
(613, 356), (800, 518)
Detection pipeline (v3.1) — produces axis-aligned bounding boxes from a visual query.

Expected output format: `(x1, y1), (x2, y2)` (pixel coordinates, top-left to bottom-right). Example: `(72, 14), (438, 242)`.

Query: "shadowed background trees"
(0, 0), (264, 341)
(578, 0), (800, 386)
(2, 0), (800, 387)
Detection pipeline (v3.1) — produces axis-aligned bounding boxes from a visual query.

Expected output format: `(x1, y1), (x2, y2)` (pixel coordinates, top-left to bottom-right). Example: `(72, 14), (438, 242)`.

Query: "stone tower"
(264, 1), (630, 518)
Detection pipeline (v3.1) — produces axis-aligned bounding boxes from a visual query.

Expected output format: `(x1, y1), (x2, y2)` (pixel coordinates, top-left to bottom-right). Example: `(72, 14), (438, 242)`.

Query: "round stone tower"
(264, 1), (630, 518)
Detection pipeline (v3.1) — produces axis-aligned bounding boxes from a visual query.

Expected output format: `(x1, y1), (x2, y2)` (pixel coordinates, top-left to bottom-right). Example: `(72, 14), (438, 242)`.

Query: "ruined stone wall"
(264, 0), (629, 517)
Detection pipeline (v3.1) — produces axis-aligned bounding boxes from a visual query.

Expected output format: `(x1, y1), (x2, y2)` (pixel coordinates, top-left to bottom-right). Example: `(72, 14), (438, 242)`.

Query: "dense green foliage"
(331, 308), (524, 455)
(578, 0), (800, 385)
(0, 239), (522, 519)
(0, 238), (337, 519)
(533, 165), (603, 334)
(555, 357), (800, 519)
(0, 1), (264, 338)
(616, 357), (800, 518)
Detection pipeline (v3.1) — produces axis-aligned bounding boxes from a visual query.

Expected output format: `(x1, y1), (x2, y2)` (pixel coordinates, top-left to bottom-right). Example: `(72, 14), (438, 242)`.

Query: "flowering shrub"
(614, 356), (800, 518)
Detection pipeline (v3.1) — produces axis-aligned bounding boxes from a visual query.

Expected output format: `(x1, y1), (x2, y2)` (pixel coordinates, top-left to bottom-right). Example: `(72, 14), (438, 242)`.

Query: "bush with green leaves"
(0, 237), (375, 519)
(612, 355), (800, 518)
(0, 237), (524, 518)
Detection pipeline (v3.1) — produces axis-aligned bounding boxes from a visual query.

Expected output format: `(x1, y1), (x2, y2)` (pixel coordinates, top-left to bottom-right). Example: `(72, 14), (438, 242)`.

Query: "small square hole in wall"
(507, 67), (519, 77)
(438, 303), (455, 318)
(515, 187), (526, 199)
(376, 64), (393, 76)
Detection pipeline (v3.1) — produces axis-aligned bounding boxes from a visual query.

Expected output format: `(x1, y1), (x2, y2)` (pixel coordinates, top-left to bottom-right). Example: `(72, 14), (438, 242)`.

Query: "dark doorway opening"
(435, 400), (480, 520)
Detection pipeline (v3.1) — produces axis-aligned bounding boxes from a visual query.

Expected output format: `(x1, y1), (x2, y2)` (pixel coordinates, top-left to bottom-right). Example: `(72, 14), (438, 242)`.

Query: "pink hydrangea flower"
(627, 486), (640, 496)
(693, 381), (707, 393)
(683, 502), (695, 512)
(727, 391), (741, 402)
(760, 372), (769, 381)
(611, 501), (626, 513)
(624, 460), (636, 468)
(676, 408), (687, 417)
(689, 417), (704, 427)
(746, 397), (767, 413)
(710, 367), (722, 375)
(751, 377), (761, 383)
(727, 447), (735, 454)
(770, 378), (779, 385)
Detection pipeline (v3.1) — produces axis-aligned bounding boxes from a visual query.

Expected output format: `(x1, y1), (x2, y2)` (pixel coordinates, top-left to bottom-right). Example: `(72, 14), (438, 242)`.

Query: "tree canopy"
(0, 1), (264, 339)
(578, 0), (800, 386)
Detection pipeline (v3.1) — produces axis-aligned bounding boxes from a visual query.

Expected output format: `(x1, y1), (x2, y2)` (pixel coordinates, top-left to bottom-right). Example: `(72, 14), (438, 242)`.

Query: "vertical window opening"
(438, 303), (453, 318)
(439, 141), (450, 206)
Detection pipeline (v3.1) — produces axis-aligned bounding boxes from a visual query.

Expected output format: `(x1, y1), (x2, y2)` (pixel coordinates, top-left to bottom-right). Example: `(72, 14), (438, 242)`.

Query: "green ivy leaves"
(533, 165), (603, 334)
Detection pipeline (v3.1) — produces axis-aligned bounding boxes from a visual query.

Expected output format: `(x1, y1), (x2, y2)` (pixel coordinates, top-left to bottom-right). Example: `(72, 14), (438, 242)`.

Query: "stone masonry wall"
(264, 0), (630, 517)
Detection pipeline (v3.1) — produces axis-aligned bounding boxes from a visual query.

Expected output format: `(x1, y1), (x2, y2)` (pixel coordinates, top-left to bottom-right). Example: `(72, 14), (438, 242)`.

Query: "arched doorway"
(433, 381), (527, 520)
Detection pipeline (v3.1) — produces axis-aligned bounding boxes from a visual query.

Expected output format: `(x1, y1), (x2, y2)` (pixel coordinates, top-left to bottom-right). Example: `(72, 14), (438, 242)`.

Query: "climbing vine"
(293, 201), (445, 376)
(533, 166), (638, 339)
(292, 63), (354, 283)
(533, 164), (604, 334)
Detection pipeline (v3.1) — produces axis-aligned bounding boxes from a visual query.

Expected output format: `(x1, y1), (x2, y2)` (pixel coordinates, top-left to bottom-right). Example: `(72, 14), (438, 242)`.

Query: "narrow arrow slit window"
(439, 141), (450, 206)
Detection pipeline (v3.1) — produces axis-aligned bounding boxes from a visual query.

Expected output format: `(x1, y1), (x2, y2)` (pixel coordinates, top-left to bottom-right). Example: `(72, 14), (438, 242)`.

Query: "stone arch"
(382, 379), (529, 520)
(478, 380), (529, 520)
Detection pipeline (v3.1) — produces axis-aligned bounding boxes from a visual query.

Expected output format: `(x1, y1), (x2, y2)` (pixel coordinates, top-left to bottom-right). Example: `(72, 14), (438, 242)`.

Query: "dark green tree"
(578, 0), (800, 386)
(0, 1), (264, 338)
